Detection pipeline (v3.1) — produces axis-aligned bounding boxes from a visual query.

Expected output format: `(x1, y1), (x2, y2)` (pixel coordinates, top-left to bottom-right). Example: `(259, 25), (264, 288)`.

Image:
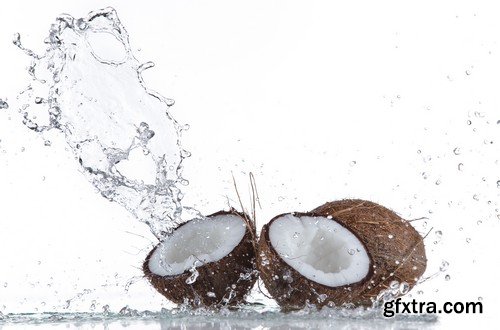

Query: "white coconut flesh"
(148, 214), (247, 276)
(268, 214), (370, 287)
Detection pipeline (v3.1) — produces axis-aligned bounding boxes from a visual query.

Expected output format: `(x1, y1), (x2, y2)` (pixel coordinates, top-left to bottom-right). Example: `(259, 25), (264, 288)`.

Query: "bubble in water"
(458, 163), (464, 171)
(445, 274), (451, 281)
(453, 147), (461, 155)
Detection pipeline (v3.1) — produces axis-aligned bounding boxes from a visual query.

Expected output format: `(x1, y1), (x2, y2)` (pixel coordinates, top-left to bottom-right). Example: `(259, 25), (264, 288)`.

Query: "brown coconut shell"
(258, 199), (427, 310)
(143, 209), (257, 307)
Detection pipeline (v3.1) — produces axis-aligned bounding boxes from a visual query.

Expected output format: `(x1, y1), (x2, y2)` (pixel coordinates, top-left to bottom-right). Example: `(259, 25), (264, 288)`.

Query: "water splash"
(14, 8), (200, 239)
(185, 260), (201, 285)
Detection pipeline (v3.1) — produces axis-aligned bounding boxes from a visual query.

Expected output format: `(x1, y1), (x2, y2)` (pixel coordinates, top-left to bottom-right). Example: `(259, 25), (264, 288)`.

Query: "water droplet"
(3, 282), (7, 288)
(473, 194), (479, 201)
(445, 274), (451, 281)
(292, 232), (300, 239)
(459, 226), (463, 231)
(477, 220), (482, 225)
(478, 296), (483, 301)
(467, 120), (472, 125)
(207, 292), (216, 298)
(458, 163), (464, 171)
(348, 249), (356, 255)
(496, 180), (500, 188)
(313, 293), (329, 306)
(278, 196), (284, 202)
(44, 140), (52, 146)
(466, 237), (471, 243)
(388, 234), (394, 239)
(399, 282), (410, 294)
(465, 70), (471, 75)
(0, 99), (8, 109)
(349, 160), (357, 166)
(435, 179), (441, 185)
(421, 172), (428, 179)
(440, 260), (449, 272)
(435, 230), (442, 238)
(453, 147), (461, 155)
(180, 149), (191, 157)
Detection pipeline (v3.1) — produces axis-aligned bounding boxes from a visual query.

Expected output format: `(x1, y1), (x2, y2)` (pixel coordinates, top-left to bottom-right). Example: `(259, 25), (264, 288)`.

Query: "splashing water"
(14, 8), (200, 239)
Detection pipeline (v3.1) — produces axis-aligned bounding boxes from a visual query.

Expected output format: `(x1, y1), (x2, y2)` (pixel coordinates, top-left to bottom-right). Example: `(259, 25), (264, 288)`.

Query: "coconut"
(258, 199), (427, 310)
(143, 210), (257, 307)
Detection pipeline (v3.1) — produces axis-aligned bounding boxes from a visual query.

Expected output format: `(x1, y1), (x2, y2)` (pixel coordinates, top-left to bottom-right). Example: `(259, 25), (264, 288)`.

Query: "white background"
(0, 0), (499, 327)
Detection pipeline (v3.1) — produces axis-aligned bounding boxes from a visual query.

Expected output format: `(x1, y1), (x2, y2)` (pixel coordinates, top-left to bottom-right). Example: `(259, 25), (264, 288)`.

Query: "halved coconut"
(258, 199), (427, 310)
(143, 210), (257, 307)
